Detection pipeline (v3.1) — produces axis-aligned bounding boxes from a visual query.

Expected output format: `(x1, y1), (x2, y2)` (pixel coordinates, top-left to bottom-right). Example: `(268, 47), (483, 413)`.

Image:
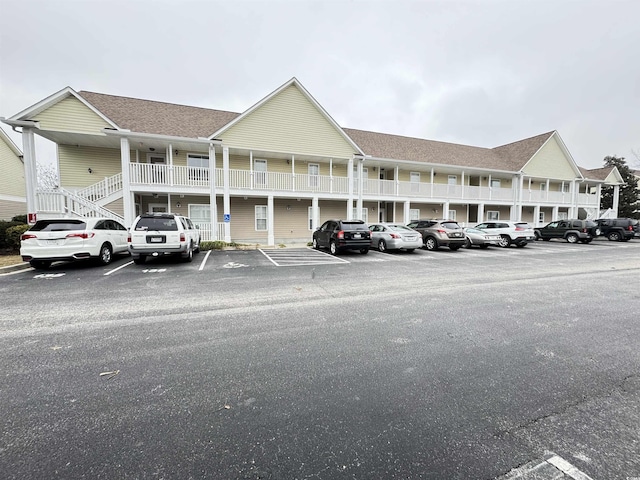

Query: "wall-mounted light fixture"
(174, 150), (178, 155)
(176, 202), (181, 208)
(286, 205), (291, 210)
(87, 168), (93, 174)
(153, 193), (159, 199)
(149, 147), (155, 152)
(286, 159), (290, 164)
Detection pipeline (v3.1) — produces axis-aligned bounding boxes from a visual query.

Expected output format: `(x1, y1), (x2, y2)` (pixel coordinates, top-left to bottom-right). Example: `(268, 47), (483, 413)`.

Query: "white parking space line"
(259, 248), (350, 266)
(199, 250), (211, 271)
(104, 260), (134, 276)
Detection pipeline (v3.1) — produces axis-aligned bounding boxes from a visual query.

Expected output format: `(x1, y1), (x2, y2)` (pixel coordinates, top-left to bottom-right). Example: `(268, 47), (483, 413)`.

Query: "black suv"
(312, 219), (371, 255)
(534, 219), (600, 243)
(595, 218), (636, 242)
(406, 219), (466, 251)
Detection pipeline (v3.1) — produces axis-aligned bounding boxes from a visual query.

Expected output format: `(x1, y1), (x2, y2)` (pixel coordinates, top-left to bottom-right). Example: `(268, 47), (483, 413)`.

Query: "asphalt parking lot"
(1, 238), (639, 479)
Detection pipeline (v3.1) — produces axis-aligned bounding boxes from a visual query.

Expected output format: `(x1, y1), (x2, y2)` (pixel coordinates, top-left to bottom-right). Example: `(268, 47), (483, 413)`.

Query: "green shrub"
(0, 220), (27, 250)
(199, 241), (227, 251)
(11, 215), (27, 224)
(5, 224), (30, 250)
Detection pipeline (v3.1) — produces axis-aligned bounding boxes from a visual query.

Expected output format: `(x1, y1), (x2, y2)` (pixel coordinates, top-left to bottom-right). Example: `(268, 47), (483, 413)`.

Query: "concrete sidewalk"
(496, 453), (594, 480)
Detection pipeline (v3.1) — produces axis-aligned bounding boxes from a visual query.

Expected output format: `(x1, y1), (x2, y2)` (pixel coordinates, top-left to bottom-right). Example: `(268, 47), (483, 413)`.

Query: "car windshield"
(29, 220), (86, 232)
(135, 217), (178, 231)
(440, 222), (460, 229)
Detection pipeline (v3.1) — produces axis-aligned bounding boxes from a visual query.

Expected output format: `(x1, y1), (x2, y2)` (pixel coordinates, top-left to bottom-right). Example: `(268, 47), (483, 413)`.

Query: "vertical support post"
(120, 137), (133, 226)
(613, 185), (620, 217)
(356, 158), (363, 220)
(403, 200), (410, 224)
(347, 157), (354, 218)
(596, 184), (602, 217)
(267, 195), (274, 246)
(209, 143), (217, 241)
(477, 203), (485, 223)
(312, 196), (319, 231)
(21, 127), (38, 222)
(223, 146), (231, 242)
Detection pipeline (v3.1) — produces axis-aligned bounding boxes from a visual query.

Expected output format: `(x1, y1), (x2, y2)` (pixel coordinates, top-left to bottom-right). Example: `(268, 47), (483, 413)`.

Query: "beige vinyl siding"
(0, 138), (25, 197)
(32, 96), (112, 134)
(522, 136), (576, 180)
(104, 198), (124, 218)
(220, 85), (355, 159)
(228, 198), (269, 244)
(59, 145), (124, 188)
(317, 200), (350, 224)
(0, 198), (26, 221)
(273, 199), (312, 242)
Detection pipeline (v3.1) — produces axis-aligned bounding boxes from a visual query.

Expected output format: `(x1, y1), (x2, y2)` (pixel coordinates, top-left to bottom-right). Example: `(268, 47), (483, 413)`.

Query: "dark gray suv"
(406, 219), (466, 251)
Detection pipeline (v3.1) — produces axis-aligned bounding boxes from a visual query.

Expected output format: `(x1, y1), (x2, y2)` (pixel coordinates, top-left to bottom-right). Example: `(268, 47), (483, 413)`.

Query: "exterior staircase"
(36, 173), (124, 224)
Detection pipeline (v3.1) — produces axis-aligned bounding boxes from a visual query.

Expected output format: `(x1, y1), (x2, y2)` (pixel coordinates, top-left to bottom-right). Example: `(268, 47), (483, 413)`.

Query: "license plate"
(47, 239), (63, 245)
(150, 237), (163, 243)
(353, 233), (361, 239)
(405, 236), (416, 241)
(452, 233), (461, 237)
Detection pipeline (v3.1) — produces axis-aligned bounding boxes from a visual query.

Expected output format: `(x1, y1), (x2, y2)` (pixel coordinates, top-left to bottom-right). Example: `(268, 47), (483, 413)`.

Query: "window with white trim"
(353, 167), (369, 191)
(448, 175), (457, 185)
(409, 209), (420, 221)
(448, 210), (457, 220)
(254, 159), (267, 186)
(187, 154), (209, 181)
(351, 208), (368, 223)
(189, 204), (210, 224)
(557, 212), (568, 220)
(308, 206), (314, 230)
(562, 183), (570, 193)
(539, 182), (547, 191)
(538, 211), (545, 223)
(487, 210), (499, 221)
(490, 178), (501, 189)
(255, 205), (267, 231)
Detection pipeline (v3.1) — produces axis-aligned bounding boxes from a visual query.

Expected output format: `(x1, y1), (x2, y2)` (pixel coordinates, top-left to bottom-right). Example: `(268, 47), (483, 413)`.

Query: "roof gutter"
(0, 117), (41, 134)
(363, 154), (518, 175)
(102, 128), (223, 145)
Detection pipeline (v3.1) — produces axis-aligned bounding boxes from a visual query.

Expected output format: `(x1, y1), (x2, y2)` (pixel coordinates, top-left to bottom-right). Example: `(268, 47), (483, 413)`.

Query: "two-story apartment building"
(0, 127), (26, 220)
(1, 78), (621, 245)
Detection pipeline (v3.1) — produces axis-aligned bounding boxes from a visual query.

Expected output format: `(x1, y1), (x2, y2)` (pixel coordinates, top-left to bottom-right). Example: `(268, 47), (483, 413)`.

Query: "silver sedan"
(463, 227), (501, 249)
(369, 223), (423, 252)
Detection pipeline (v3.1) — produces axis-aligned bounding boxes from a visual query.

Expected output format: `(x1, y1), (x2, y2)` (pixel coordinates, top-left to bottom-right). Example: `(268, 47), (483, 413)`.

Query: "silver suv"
(474, 221), (535, 248)
(406, 219), (466, 251)
(128, 213), (201, 264)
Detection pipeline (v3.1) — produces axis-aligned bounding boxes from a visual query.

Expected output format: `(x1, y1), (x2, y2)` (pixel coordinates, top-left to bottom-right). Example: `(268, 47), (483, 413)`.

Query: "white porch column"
(120, 137), (134, 227)
(356, 158), (363, 219)
(312, 196), (319, 231)
(552, 205), (559, 220)
(477, 203), (485, 223)
(267, 195), (274, 246)
(223, 146), (231, 243)
(443, 201), (450, 219)
(404, 200), (411, 224)
(291, 155), (295, 192)
(395, 166), (400, 196)
(209, 143), (217, 241)
(596, 184), (602, 216)
(534, 205), (540, 226)
(21, 127), (38, 223)
(347, 157), (354, 218)
(613, 185), (620, 217)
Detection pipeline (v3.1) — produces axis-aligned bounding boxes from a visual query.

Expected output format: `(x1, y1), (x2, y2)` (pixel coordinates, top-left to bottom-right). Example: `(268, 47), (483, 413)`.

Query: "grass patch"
(0, 255), (24, 267)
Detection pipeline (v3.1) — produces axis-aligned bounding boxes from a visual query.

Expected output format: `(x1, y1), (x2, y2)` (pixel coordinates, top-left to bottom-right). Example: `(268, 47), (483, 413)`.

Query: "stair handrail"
(76, 172), (123, 202)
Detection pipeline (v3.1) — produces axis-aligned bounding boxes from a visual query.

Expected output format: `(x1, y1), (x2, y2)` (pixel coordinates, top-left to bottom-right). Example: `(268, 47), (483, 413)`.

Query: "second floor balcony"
(128, 163), (598, 206)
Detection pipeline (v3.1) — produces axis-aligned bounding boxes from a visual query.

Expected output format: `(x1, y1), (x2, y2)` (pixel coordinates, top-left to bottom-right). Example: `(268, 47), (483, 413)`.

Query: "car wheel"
(30, 260), (51, 270)
(133, 255), (146, 265)
(312, 238), (319, 250)
(515, 241), (527, 248)
(360, 248), (369, 254)
(449, 244), (461, 251)
(378, 240), (387, 252)
(329, 240), (338, 255)
(608, 232), (621, 241)
(182, 244), (194, 262)
(534, 231), (541, 241)
(424, 237), (437, 251)
(566, 233), (579, 243)
(98, 243), (113, 265)
(498, 235), (511, 248)
(464, 238), (472, 249)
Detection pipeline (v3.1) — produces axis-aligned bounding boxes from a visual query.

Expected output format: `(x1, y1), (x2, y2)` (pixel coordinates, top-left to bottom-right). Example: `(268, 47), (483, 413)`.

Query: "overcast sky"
(1, 0), (638, 170)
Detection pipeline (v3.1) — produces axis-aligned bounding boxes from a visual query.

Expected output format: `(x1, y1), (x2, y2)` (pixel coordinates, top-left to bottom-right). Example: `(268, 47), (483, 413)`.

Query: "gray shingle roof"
(579, 166), (614, 180)
(78, 91), (240, 138)
(78, 90), (556, 172)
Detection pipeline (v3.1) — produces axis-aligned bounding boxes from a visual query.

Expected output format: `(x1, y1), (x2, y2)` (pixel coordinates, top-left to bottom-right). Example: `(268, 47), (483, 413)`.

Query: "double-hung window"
(187, 154), (209, 182)
(410, 172), (420, 193)
(308, 163), (319, 188)
(255, 205), (267, 231)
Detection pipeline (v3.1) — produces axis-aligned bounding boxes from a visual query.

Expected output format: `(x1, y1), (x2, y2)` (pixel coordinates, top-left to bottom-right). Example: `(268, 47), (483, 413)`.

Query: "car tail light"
(582, 228), (587, 233)
(627, 225), (633, 231)
(66, 232), (95, 239)
(127, 235), (131, 242)
(437, 229), (446, 234)
(390, 233), (401, 239)
(515, 226), (524, 231)
(337, 230), (344, 239)
(21, 233), (37, 240)
(180, 233), (186, 242)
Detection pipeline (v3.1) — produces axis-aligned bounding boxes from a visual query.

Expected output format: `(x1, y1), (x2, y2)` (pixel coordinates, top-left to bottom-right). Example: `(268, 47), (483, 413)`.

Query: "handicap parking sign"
(224, 214), (231, 222)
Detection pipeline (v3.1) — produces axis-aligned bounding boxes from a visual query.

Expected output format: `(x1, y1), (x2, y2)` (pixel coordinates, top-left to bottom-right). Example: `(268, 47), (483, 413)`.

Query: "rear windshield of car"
(29, 220), (87, 231)
(388, 225), (414, 232)
(341, 221), (368, 231)
(585, 220), (597, 227)
(515, 223), (532, 229)
(134, 217), (178, 231)
(440, 222), (461, 229)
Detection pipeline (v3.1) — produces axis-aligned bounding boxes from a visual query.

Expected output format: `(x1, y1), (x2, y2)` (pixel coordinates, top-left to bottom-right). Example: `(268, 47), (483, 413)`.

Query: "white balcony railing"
(127, 164), (595, 206)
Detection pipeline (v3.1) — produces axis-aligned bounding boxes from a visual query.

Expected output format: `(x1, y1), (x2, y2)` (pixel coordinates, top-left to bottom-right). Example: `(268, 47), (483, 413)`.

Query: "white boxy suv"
(128, 213), (201, 264)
